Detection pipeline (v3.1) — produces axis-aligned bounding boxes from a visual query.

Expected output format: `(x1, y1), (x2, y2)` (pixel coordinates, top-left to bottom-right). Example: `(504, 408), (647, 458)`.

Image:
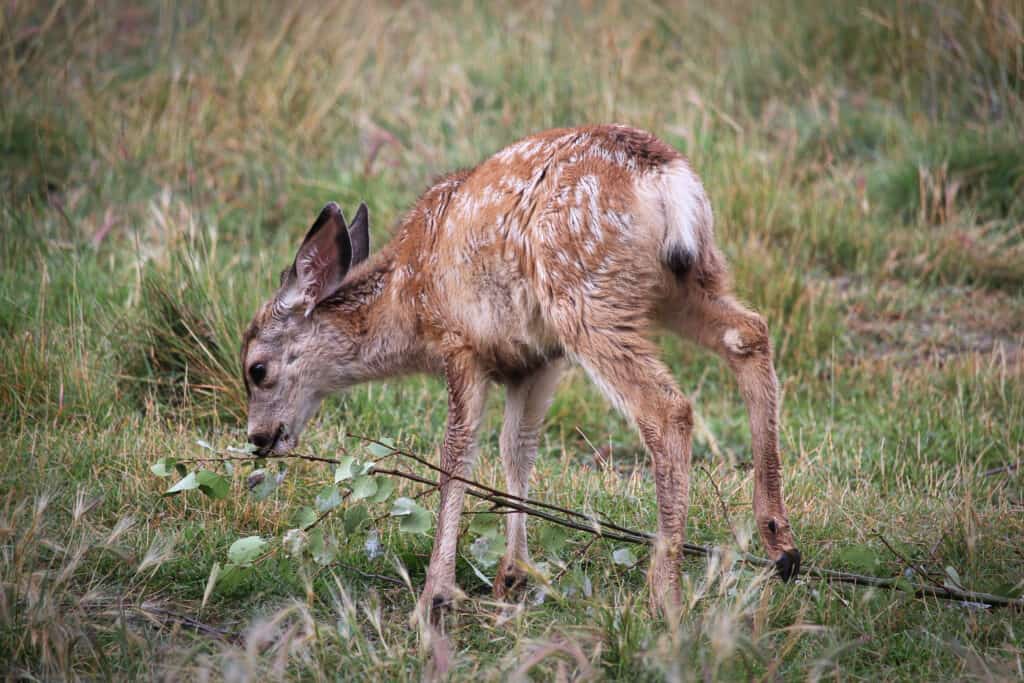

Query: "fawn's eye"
(249, 363), (267, 386)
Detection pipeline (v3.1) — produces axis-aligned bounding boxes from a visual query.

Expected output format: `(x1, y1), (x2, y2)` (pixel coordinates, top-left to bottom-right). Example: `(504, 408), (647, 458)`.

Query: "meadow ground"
(2, 1), (1023, 680)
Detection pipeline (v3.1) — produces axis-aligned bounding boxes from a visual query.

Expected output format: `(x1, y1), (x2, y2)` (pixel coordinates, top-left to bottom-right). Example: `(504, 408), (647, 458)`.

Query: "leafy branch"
(152, 436), (1024, 610)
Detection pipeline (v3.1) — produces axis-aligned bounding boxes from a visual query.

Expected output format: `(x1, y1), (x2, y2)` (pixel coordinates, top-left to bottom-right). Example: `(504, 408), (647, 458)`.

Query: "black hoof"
(775, 549), (801, 582)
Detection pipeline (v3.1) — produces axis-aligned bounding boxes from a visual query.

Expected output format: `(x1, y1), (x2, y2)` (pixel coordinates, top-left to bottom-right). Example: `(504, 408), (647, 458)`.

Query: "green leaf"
(227, 536), (267, 566)
(469, 533), (506, 569)
(334, 456), (357, 482)
(944, 566), (963, 590)
(345, 504), (369, 533)
(391, 497), (432, 533)
(215, 562), (248, 593)
(309, 528), (338, 566)
(540, 526), (568, 556)
(612, 548), (637, 566)
(247, 468), (280, 501)
(151, 457), (178, 477)
(399, 507), (432, 534)
(165, 472), (199, 495)
(292, 506), (318, 528)
(468, 513), (501, 538)
(335, 456), (373, 483)
(316, 485), (343, 513)
(838, 544), (883, 573)
(196, 438), (216, 451)
(366, 438), (395, 458)
(349, 475), (378, 501)
(893, 577), (916, 593)
(390, 497), (418, 517)
(196, 470), (230, 499)
(368, 477), (395, 503)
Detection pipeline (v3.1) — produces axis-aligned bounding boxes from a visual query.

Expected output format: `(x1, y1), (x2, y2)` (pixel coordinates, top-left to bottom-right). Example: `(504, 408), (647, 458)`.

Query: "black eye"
(249, 363), (266, 386)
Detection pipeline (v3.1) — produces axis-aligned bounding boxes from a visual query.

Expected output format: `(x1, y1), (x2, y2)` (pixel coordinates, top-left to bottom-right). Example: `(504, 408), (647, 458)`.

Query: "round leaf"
(165, 472), (199, 495)
(151, 457), (178, 477)
(334, 456), (356, 482)
(366, 438), (395, 458)
(390, 497), (418, 517)
(399, 507), (432, 534)
(292, 506), (318, 529)
(316, 485), (343, 513)
(368, 477), (395, 503)
(612, 548), (637, 566)
(345, 504), (370, 533)
(196, 470), (230, 499)
(308, 528), (338, 566)
(468, 513), (501, 538)
(227, 536), (268, 566)
(349, 475), (378, 501)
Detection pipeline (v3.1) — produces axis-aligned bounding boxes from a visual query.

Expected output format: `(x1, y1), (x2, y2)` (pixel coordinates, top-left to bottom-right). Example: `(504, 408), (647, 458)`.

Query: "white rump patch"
(635, 160), (712, 265)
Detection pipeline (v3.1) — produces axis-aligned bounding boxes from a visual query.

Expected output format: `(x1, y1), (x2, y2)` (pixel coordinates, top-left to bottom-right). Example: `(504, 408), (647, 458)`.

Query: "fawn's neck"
(322, 249), (437, 383)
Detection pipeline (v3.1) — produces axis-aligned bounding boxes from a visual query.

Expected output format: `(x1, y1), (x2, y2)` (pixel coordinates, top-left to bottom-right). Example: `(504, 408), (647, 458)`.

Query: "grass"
(2, 0), (1023, 679)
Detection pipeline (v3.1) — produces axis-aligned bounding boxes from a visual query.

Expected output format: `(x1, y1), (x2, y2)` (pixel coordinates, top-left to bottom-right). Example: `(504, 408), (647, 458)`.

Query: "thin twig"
(551, 536), (598, 584)
(348, 432), (652, 542)
(874, 530), (945, 591)
(700, 464), (741, 547)
(165, 439), (1024, 609)
(133, 604), (238, 642)
(331, 562), (406, 587)
(982, 461), (1020, 477)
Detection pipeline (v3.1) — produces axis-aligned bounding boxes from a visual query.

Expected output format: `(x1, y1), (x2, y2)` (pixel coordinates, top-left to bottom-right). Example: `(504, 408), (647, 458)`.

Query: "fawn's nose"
(248, 431), (274, 451)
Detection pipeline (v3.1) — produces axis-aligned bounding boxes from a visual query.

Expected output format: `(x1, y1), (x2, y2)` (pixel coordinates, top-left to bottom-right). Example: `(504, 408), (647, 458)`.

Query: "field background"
(2, 0), (1023, 680)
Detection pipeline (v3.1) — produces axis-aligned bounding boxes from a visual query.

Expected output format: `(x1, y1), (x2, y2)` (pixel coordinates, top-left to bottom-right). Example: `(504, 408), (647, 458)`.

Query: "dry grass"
(2, 0), (1023, 679)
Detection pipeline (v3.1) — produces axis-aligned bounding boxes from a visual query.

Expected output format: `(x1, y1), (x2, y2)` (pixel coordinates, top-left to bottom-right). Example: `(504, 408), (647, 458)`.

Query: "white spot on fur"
(723, 328), (747, 354)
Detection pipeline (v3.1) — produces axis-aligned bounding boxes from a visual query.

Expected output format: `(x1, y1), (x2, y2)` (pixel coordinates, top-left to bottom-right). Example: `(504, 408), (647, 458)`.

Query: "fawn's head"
(241, 202), (370, 455)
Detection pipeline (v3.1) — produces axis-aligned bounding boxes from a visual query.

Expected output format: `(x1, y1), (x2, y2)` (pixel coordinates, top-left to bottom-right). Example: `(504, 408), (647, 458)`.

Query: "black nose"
(248, 431), (273, 450)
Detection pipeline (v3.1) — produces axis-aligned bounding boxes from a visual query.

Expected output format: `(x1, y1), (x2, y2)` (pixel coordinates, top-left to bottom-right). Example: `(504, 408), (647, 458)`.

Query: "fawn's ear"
(281, 202), (353, 317)
(348, 202), (370, 267)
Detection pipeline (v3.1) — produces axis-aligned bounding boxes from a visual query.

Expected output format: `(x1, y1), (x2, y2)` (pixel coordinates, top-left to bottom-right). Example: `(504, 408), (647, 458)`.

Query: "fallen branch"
(174, 438), (1024, 609)
(982, 461), (1020, 477)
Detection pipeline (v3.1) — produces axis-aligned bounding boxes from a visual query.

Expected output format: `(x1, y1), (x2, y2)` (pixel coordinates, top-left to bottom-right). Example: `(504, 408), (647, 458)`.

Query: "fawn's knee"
(722, 313), (771, 357)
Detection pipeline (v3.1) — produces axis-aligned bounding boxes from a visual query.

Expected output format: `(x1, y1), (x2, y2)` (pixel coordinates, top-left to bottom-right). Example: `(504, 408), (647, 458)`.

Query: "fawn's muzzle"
(248, 424), (283, 455)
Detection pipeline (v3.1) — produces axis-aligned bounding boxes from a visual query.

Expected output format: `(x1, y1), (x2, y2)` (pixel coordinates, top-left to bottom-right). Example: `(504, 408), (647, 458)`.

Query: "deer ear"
(282, 202), (353, 317)
(348, 202), (370, 266)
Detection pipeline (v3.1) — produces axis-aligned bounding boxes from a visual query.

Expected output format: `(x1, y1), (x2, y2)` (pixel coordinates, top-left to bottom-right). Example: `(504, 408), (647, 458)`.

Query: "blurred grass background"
(1, 0), (1022, 679)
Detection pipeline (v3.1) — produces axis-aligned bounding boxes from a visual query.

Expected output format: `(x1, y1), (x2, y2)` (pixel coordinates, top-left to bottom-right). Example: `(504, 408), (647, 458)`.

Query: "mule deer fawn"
(241, 125), (800, 615)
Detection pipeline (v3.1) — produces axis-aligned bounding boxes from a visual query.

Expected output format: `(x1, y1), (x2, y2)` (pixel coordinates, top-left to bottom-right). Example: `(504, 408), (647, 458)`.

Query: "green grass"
(2, 0), (1023, 679)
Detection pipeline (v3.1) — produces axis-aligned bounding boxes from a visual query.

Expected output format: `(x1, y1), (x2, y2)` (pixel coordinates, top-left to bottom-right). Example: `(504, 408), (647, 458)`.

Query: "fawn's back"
(382, 124), (720, 381)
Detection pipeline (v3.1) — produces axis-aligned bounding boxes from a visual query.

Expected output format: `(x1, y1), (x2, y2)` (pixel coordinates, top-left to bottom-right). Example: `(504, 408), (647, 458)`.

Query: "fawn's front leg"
(419, 353), (489, 617)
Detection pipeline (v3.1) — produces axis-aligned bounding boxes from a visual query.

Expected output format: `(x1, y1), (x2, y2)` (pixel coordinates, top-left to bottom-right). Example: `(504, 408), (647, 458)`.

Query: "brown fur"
(241, 124), (799, 616)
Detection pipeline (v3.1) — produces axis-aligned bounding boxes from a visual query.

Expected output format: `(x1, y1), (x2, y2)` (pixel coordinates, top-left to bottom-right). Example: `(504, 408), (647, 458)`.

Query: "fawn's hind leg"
(669, 291), (800, 578)
(494, 361), (564, 599)
(569, 333), (694, 614)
